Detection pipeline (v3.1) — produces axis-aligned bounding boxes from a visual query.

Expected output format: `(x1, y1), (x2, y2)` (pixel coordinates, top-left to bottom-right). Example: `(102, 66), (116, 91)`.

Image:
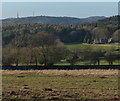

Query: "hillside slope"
(2, 16), (105, 25)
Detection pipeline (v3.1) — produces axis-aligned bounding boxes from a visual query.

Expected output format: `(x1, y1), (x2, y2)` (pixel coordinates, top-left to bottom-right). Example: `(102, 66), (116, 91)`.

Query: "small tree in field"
(92, 50), (105, 65)
(2, 48), (14, 66)
(66, 48), (80, 65)
(83, 48), (105, 65)
(105, 52), (119, 65)
(2, 47), (22, 67)
(67, 55), (79, 65)
(8, 34), (27, 66)
(20, 48), (32, 66)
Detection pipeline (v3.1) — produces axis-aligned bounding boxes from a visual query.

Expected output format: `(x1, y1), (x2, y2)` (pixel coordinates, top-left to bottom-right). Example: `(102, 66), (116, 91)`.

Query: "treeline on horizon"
(2, 15), (120, 46)
(2, 15), (120, 66)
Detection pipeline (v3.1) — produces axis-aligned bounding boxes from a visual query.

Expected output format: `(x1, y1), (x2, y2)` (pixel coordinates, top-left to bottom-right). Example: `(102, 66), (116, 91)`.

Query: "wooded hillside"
(2, 15), (119, 46)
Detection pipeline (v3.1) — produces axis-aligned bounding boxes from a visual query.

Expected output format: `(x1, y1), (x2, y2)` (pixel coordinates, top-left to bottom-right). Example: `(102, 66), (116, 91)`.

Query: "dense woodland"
(2, 15), (120, 66)
(3, 15), (120, 46)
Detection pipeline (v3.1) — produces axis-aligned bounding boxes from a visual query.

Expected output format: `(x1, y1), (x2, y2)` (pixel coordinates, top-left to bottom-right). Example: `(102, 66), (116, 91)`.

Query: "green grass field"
(66, 43), (120, 51)
(2, 70), (119, 100)
(55, 43), (120, 65)
(55, 60), (120, 65)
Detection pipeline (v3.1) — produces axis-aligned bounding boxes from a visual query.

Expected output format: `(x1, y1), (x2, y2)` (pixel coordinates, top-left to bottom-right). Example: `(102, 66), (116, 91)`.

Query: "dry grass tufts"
(1, 69), (119, 76)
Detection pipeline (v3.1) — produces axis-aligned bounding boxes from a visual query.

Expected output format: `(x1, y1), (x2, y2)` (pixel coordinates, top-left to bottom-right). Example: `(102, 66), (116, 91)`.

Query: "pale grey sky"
(2, 2), (118, 19)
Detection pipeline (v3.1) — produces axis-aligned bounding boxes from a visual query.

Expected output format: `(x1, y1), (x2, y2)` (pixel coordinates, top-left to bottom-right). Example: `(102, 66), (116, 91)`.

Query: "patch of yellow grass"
(1, 69), (119, 76)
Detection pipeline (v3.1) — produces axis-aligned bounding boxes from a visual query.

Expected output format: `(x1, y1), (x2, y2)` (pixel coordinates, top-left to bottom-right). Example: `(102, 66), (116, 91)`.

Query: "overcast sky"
(2, 2), (118, 19)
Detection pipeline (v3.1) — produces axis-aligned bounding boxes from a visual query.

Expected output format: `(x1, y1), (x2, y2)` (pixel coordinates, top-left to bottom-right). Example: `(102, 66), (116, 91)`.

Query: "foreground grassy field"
(2, 70), (119, 100)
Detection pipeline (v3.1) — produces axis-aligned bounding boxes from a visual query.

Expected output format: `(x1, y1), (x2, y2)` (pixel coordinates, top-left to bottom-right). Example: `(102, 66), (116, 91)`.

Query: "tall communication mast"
(33, 11), (35, 16)
(17, 12), (19, 18)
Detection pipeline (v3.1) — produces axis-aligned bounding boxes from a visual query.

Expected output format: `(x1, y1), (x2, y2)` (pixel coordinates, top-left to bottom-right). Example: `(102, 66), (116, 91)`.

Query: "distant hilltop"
(2, 16), (105, 25)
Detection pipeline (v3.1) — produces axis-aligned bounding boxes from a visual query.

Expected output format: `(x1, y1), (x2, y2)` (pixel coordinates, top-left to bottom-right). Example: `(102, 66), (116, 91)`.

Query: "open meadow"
(2, 69), (119, 100)
(55, 43), (120, 65)
(66, 43), (120, 50)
